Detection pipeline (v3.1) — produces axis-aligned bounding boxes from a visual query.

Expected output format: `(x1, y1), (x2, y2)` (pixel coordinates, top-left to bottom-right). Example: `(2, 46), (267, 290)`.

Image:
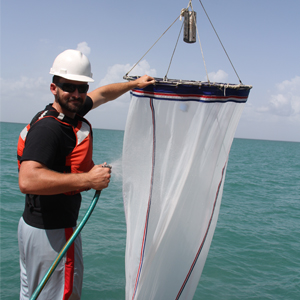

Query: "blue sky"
(1, 0), (299, 142)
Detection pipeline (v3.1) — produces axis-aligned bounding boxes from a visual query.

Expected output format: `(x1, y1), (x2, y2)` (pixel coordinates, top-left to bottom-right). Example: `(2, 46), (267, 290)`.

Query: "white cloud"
(130, 60), (157, 78)
(235, 76), (300, 142)
(0, 59), (157, 129)
(206, 70), (228, 82)
(86, 60), (157, 130)
(99, 60), (157, 87)
(99, 63), (131, 87)
(236, 102), (300, 142)
(258, 76), (300, 117)
(0, 76), (51, 123)
(98, 60), (157, 108)
(1, 76), (47, 92)
(76, 42), (91, 56)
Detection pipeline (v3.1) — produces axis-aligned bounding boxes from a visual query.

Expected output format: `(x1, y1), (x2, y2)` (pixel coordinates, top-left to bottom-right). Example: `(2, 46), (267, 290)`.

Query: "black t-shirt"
(21, 97), (93, 229)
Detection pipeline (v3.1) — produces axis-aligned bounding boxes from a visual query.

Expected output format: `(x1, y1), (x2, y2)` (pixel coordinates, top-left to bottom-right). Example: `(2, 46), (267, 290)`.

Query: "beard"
(56, 95), (85, 113)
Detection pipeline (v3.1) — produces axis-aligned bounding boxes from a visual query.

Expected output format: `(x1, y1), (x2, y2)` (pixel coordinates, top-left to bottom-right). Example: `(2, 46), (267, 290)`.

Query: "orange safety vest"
(17, 109), (94, 195)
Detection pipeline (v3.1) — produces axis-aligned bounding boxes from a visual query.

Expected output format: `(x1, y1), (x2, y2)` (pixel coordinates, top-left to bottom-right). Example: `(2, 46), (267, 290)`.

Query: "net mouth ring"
(124, 75), (252, 90)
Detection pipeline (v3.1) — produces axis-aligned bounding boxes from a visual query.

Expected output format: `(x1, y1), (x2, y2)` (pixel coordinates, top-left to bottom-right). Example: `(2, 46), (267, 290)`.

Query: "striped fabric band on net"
(175, 163), (227, 300)
(132, 98), (156, 300)
(131, 89), (248, 104)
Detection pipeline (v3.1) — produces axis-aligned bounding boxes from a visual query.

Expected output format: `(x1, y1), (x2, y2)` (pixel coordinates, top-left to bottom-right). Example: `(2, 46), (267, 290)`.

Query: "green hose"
(30, 190), (101, 300)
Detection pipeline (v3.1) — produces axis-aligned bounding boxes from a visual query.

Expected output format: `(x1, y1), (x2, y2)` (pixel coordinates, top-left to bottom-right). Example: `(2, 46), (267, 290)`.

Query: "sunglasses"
(56, 82), (89, 93)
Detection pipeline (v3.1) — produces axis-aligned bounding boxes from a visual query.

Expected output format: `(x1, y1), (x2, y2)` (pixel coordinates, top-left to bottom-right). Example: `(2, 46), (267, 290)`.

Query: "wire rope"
(164, 22), (184, 80)
(198, 0), (243, 84)
(125, 15), (181, 77)
(125, 0), (244, 85)
(188, 1), (210, 82)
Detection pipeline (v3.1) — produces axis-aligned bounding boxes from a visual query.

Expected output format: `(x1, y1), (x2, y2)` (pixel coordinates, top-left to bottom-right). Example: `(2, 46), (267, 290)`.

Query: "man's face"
(54, 78), (88, 114)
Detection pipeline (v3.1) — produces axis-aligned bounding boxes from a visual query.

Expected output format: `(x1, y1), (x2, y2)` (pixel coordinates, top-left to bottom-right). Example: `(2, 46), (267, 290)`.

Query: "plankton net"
(122, 1), (252, 299)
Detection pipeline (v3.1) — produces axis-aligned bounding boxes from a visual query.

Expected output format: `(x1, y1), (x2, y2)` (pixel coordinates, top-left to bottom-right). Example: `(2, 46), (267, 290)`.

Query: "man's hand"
(134, 75), (155, 89)
(87, 163), (111, 191)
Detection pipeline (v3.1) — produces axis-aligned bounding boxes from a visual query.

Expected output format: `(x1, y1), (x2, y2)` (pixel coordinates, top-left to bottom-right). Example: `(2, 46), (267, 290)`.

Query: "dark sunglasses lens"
(77, 85), (89, 93)
(61, 83), (75, 93)
(57, 83), (88, 93)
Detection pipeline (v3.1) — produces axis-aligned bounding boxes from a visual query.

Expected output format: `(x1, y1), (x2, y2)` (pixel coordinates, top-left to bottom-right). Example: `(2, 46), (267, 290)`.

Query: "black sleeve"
(78, 96), (93, 117)
(21, 119), (65, 169)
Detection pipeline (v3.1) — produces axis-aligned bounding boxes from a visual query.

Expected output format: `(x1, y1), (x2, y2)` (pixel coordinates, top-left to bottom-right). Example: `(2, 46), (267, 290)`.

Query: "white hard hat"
(50, 49), (94, 82)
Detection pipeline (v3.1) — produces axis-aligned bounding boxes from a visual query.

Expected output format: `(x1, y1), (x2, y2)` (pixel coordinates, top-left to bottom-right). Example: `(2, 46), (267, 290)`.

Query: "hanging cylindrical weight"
(183, 11), (196, 43)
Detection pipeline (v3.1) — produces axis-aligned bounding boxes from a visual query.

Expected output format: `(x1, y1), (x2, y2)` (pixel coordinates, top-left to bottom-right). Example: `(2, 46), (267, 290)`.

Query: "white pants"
(18, 217), (83, 300)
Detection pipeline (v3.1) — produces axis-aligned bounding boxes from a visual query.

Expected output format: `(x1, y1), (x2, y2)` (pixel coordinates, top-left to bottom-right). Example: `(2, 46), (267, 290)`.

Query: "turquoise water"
(1, 122), (299, 299)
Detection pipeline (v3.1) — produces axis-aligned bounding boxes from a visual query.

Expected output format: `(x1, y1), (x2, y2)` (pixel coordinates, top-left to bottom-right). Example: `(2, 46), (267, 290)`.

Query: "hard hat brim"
(50, 70), (94, 83)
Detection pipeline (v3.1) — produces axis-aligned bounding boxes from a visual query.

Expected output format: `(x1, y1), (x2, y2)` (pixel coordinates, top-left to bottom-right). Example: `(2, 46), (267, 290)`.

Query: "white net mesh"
(122, 82), (250, 300)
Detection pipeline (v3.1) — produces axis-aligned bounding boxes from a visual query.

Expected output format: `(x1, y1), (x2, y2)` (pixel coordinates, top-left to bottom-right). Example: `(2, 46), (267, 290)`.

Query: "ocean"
(0, 121), (299, 300)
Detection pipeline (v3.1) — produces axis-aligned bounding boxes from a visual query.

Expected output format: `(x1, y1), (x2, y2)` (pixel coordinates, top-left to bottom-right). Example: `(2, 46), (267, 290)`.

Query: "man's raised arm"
(88, 75), (155, 109)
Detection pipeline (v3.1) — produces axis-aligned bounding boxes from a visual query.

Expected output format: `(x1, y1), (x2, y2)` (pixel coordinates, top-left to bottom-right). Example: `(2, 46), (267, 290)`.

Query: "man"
(17, 49), (155, 300)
